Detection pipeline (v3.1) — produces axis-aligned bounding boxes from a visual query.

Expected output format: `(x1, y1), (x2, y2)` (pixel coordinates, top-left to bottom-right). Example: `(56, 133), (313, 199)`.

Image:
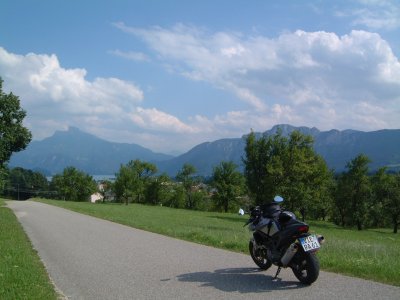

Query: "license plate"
(299, 235), (320, 252)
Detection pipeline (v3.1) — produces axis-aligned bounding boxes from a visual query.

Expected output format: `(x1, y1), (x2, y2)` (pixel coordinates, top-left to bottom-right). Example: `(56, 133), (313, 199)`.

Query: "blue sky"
(1, 0), (399, 154)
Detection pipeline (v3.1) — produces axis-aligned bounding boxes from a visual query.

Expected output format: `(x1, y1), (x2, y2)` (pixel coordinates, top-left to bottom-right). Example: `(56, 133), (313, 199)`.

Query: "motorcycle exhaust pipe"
(281, 243), (298, 267)
(317, 235), (325, 244)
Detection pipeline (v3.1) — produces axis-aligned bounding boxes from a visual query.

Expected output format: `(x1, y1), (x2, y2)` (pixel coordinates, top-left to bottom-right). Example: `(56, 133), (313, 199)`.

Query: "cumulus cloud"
(2, 20), (400, 153)
(0, 47), (195, 148)
(0, 46), (220, 154)
(115, 23), (400, 133)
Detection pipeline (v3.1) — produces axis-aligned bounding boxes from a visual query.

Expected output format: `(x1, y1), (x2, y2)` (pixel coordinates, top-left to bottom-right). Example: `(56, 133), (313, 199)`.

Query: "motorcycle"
(239, 196), (325, 285)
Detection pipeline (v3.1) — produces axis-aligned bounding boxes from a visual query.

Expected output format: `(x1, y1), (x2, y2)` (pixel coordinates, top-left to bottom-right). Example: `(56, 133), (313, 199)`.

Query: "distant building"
(90, 192), (103, 203)
(90, 182), (116, 203)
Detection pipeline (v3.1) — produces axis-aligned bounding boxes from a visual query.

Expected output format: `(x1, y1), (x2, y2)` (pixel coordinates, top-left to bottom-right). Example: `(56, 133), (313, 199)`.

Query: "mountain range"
(9, 125), (400, 176)
(9, 127), (173, 176)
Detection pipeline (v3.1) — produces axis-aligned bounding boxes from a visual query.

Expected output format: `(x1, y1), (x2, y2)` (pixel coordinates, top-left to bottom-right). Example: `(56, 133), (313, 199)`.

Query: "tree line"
(0, 161), (243, 212)
(1, 77), (399, 233)
(2, 130), (399, 233)
(243, 130), (400, 233)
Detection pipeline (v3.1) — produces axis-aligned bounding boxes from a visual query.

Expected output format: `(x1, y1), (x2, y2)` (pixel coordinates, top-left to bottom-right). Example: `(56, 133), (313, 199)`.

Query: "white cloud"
(2, 20), (400, 154)
(131, 107), (196, 133)
(0, 47), (145, 139)
(115, 24), (400, 134)
(0, 46), (219, 152)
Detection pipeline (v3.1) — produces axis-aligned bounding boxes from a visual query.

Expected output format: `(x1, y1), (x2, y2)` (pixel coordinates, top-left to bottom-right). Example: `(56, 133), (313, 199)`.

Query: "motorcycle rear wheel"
(249, 240), (272, 270)
(291, 252), (320, 285)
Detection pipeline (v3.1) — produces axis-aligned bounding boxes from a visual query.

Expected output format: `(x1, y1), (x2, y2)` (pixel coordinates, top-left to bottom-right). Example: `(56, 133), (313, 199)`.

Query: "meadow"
(35, 198), (400, 286)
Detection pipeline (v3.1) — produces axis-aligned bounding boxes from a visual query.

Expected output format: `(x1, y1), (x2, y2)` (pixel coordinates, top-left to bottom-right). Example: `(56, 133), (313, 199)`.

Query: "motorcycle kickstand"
(272, 267), (282, 281)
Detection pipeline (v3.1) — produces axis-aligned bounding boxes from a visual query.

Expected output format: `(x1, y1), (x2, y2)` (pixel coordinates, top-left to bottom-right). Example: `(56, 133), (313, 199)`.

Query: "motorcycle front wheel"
(291, 252), (320, 285)
(249, 240), (272, 270)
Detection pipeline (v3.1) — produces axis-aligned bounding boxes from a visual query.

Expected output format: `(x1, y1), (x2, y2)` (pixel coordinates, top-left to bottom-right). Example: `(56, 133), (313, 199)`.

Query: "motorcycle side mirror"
(274, 195), (284, 203)
(238, 208), (245, 216)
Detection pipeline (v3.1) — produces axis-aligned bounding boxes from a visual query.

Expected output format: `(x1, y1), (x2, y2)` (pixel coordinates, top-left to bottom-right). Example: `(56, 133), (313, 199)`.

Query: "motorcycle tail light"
(298, 225), (309, 233)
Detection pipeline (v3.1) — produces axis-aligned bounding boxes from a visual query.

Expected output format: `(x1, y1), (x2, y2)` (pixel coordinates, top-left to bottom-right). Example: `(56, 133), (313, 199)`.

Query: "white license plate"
(299, 235), (320, 252)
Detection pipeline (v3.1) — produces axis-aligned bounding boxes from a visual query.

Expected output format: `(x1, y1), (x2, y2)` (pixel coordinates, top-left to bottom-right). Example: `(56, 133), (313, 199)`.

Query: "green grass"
(0, 199), (58, 300)
(36, 199), (400, 286)
(307, 220), (399, 286)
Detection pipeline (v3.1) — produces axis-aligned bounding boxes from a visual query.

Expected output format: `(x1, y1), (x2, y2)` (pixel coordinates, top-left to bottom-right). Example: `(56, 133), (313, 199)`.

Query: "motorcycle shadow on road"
(176, 267), (306, 294)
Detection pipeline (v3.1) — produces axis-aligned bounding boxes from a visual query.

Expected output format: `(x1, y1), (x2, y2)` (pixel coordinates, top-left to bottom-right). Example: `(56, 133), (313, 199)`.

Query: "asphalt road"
(7, 200), (400, 300)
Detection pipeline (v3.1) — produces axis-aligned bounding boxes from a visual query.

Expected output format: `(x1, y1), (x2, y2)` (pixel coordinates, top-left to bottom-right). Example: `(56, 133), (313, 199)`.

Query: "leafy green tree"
(114, 159), (157, 205)
(243, 130), (285, 205)
(0, 78), (32, 167)
(0, 166), (8, 193)
(5, 167), (49, 200)
(370, 168), (389, 228)
(176, 163), (198, 209)
(162, 183), (186, 208)
(372, 168), (400, 233)
(243, 129), (332, 220)
(303, 161), (334, 221)
(51, 167), (97, 201)
(129, 160), (157, 203)
(191, 189), (210, 211)
(211, 161), (245, 212)
(145, 173), (173, 205)
(389, 174), (400, 233)
(338, 154), (372, 230)
(280, 131), (333, 220)
(334, 173), (353, 227)
(114, 164), (135, 204)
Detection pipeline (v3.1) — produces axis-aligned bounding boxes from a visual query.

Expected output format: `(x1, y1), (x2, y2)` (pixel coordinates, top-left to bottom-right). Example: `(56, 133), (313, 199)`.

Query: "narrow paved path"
(7, 201), (400, 300)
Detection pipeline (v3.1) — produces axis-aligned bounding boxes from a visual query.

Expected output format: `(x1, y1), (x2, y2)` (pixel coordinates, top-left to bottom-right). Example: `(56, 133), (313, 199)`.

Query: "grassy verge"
(36, 199), (400, 286)
(307, 220), (399, 286)
(0, 199), (58, 300)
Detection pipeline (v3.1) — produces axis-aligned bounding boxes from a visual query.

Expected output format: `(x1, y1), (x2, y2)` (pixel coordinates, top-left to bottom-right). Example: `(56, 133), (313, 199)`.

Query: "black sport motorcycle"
(239, 196), (325, 285)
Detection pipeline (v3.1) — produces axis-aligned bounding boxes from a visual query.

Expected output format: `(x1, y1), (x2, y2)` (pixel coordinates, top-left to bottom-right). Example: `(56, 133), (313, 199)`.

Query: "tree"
(162, 183), (186, 209)
(280, 131), (333, 220)
(0, 166), (8, 193)
(338, 154), (371, 230)
(114, 160), (157, 205)
(4, 167), (48, 200)
(211, 161), (245, 212)
(370, 168), (389, 228)
(114, 164), (135, 205)
(51, 167), (97, 201)
(176, 163), (198, 209)
(243, 129), (332, 220)
(145, 173), (173, 205)
(0, 78), (32, 167)
(307, 161), (334, 221)
(334, 172), (353, 227)
(389, 174), (400, 233)
(243, 130), (285, 205)
(129, 160), (157, 204)
(372, 168), (400, 233)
